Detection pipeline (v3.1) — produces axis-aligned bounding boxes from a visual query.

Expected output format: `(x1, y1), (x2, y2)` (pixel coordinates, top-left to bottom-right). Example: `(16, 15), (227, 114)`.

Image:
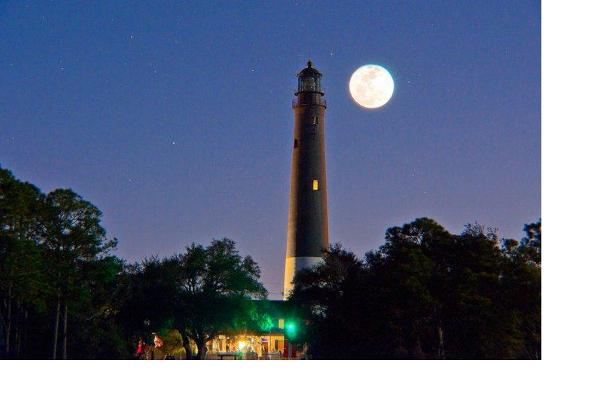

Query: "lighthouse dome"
(297, 60), (322, 77)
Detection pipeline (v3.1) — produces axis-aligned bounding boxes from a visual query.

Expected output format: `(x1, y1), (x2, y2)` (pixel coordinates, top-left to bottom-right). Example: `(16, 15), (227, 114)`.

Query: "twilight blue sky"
(0, 1), (540, 298)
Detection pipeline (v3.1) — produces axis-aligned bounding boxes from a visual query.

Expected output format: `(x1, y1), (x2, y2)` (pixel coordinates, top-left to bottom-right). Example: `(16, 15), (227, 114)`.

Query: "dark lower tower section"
(284, 61), (329, 298)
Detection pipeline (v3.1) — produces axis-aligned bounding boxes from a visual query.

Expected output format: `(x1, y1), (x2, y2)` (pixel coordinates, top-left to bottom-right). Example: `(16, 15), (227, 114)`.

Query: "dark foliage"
(1, 168), (125, 359)
(116, 240), (267, 359)
(289, 218), (541, 359)
(1, 167), (540, 359)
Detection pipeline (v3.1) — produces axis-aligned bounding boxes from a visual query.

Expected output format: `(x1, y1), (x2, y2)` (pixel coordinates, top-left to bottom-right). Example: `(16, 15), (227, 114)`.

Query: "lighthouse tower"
(283, 61), (329, 299)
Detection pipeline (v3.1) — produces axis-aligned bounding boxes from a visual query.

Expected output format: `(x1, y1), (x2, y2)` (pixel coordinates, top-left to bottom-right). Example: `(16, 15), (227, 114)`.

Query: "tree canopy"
(289, 218), (541, 359)
(1, 167), (540, 359)
(117, 240), (267, 359)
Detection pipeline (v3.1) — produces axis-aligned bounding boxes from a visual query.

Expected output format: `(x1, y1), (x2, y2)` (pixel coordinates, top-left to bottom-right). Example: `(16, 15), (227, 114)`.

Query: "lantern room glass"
(298, 75), (321, 93)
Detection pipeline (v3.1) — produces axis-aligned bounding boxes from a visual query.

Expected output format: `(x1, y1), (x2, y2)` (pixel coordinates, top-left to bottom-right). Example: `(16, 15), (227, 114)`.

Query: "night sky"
(0, 1), (540, 298)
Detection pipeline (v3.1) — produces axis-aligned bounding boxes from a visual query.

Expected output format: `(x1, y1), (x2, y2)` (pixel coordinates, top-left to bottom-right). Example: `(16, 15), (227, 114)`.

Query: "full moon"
(349, 64), (394, 109)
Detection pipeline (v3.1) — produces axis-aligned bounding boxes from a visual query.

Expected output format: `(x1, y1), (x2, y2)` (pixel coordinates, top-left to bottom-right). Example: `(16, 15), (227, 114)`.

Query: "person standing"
(135, 338), (144, 359)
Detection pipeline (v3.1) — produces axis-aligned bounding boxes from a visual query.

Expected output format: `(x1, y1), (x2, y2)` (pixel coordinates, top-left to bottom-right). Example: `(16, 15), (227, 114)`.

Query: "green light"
(285, 320), (298, 339)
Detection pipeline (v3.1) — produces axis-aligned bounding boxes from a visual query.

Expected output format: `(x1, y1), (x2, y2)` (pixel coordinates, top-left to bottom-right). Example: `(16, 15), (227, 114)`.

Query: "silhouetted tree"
(118, 239), (267, 359)
(41, 189), (117, 359)
(291, 218), (541, 359)
(1, 168), (122, 359)
(0, 169), (48, 358)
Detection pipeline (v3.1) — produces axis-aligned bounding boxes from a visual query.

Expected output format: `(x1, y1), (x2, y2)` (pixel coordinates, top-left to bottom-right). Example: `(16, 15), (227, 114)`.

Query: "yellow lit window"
(278, 319), (285, 329)
(312, 179), (319, 191)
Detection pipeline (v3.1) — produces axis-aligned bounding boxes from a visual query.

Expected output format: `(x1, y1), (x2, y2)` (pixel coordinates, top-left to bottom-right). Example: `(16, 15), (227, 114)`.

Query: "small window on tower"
(312, 116), (318, 125)
(294, 139), (298, 148)
(312, 179), (319, 191)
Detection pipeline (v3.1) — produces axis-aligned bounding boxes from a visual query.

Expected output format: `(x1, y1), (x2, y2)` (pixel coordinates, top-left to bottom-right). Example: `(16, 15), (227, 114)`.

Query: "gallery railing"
(292, 98), (327, 108)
